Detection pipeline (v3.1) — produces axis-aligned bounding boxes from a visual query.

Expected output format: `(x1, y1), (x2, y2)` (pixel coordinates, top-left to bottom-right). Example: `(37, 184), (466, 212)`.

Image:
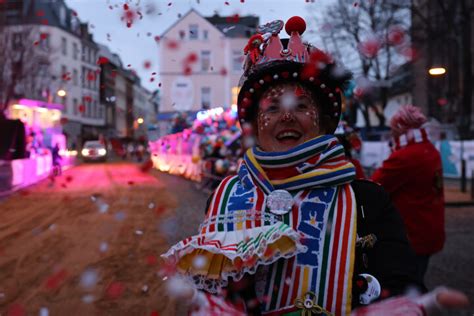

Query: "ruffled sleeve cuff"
(161, 221), (306, 293)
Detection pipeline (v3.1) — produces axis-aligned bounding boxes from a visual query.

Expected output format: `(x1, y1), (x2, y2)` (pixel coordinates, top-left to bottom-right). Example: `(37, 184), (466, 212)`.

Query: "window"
(73, 98), (78, 115)
(203, 30), (208, 40)
(38, 62), (49, 78)
(82, 45), (86, 61)
(73, 69), (78, 85)
(82, 67), (86, 88)
(179, 30), (185, 40)
(232, 50), (243, 72)
(72, 42), (78, 60)
(12, 32), (23, 49)
(201, 87), (211, 109)
(62, 96), (68, 113)
(61, 65), (67, 81)
(201, 50), (211, 71)
(61, 37), (67, 55)
(39, 36), (50, 51)
(189, 24), (199, 40)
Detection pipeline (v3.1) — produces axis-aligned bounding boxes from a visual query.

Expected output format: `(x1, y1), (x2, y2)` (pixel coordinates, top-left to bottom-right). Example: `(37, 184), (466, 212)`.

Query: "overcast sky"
(65, 0), (335, 91)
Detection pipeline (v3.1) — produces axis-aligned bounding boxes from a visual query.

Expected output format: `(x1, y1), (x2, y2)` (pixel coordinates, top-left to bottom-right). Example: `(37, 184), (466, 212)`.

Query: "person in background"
(51, 143), (62, 176)
(372, 105), (445, 283)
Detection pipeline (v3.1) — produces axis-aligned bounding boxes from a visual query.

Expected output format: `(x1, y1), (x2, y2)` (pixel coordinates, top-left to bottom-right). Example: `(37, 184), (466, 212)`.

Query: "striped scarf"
(391, 128), (430, 151)
(237, 136), (357, 315)
(167, 135), (358, 315)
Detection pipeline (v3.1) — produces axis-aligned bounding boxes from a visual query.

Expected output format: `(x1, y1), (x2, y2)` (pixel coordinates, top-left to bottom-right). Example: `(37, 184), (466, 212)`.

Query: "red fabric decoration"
(285, 16), (306, 35)
(244, 34), (264, 64)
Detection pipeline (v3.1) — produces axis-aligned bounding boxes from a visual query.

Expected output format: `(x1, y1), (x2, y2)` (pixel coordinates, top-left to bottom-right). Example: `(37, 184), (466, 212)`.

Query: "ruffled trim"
(162, 222), (307, 293)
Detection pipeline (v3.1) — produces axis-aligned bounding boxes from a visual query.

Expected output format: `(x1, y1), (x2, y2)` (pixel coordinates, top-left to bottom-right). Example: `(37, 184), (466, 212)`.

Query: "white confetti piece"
(135, 230), (144, 235)
(99, 242), (108, 252)
(39, 307), (49, 316)
(82, 294), (95, 304)
(80, 268), (98, 289)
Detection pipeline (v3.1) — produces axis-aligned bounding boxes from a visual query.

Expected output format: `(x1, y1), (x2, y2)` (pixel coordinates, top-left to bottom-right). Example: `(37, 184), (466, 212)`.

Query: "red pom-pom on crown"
(285, 16), (306, 35)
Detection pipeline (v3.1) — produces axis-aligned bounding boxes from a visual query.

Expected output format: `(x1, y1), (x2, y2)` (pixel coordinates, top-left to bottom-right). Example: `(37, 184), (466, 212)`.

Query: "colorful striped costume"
(163, 135), (358, 315)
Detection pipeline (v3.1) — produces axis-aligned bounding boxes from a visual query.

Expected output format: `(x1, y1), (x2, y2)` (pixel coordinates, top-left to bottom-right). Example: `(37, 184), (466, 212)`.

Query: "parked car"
(81, 141), (107, 162)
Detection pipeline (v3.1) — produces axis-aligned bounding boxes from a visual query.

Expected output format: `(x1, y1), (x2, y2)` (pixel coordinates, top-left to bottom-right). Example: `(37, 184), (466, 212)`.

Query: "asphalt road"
(0, 162), (473, 315)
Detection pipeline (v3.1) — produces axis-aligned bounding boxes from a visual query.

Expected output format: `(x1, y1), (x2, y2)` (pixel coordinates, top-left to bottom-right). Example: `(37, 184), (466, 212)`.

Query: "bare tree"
(312, 0), (411, 129)
(404, 0), (473, 139)
(0, 23), (56, 119)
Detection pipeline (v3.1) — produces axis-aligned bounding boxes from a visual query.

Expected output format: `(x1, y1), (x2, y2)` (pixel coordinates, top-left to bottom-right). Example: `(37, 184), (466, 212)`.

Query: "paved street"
(0, 162), (473, 315)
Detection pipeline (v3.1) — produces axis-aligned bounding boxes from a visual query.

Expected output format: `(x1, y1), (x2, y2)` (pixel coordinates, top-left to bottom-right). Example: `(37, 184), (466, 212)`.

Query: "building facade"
(157, 9), (258, 134)
(1, 0), (156, 147)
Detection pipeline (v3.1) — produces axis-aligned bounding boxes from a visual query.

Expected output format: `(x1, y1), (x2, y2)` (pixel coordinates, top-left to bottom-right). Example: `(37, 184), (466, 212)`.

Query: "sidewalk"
(444, 182), (474, 206)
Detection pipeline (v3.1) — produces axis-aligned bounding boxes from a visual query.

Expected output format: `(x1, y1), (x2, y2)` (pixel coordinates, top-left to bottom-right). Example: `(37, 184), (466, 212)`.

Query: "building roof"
(159, 8), (258, 38)
(205, 14), (259, 38)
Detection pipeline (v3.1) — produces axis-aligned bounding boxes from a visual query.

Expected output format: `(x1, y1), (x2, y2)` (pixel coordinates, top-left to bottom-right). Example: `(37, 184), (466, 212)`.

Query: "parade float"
(0, 99), (76, 194)
(149, 105), (241, 186)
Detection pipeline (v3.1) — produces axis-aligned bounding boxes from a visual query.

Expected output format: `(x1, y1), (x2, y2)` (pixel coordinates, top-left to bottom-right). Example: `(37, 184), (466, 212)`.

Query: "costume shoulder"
(351, 179), (393, 223)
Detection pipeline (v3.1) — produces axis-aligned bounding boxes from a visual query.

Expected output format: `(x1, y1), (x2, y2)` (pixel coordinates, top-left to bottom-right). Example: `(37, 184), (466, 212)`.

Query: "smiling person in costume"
(162, 17), (469, 316)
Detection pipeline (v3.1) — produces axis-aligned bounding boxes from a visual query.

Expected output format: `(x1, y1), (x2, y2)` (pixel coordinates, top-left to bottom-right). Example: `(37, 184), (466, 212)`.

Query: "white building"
(157, 9), (258, 134)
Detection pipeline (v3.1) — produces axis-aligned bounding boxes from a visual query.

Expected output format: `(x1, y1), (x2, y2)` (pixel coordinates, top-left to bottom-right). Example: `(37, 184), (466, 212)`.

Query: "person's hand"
(416, 287), (470, 314)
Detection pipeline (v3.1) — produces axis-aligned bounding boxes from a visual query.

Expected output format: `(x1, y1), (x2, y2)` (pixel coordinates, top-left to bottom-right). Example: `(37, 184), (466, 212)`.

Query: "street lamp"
(57, 89), (67, 97)
(137, 117), (144, 124)
(428, 67), (446, 76)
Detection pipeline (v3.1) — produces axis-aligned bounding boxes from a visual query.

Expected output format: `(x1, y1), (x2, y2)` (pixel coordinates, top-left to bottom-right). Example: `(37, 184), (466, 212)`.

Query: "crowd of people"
(161, 16), (469, 316)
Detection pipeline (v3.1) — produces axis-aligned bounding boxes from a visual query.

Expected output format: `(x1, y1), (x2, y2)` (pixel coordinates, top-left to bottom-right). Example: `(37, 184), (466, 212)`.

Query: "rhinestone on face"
(259, 79), (265, 85)
(333, 102), (338, 106)
(329, 93), (334, 97)
(293, 72), (298, 78)
(273, 74), (279, 80)
(320, 84), (326, 89)
(334, 112), (339, 117)
(249, 88), (255, 93)
(309, 77), (314, 82)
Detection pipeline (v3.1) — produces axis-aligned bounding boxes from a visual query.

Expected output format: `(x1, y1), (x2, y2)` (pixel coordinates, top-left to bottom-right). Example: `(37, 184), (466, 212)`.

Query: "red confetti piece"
(40, 19), (49, 25)
(127, 64), (131, 68)
(71, 10), (78, 16)
(40, 33), (49, 40)
(105, 281), (125, 299)
(166, 39), (179, 50)
(437, 98), (448, 106)
(219, 67), (228, 76)
(140, 159), (154, 172)
(154, 206), (167, 217)
(183, 66), (192, 76)
(388, 26), (405, 46)
(168, 2), (172, 6)
(123, 3), (129, 10)
(225, 1), (230, 4)
(154, 35), (161, 42)
(65, 175), (73, 182)
(143, 60), (152, 69)
(127, 180), (134, 186)
(150, 312), (160, 316)
(44, 269), (68, 290)
(83, 96), (92, 102)
(78, 104), (85, 113)
(7, 303), (25, 316)
(353, 2), (359, 6)
(358, 38), (381, 58)
(240, 0), (245, 2)
(87, 72), (96, 81)
(150, 78), (155, 82)
(146, 254), (158, 266)
(36, 10), (45, 17)
(96, 56), (109, 65)
(33, 41), (39, 46)
(158, 83), (162, 87)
